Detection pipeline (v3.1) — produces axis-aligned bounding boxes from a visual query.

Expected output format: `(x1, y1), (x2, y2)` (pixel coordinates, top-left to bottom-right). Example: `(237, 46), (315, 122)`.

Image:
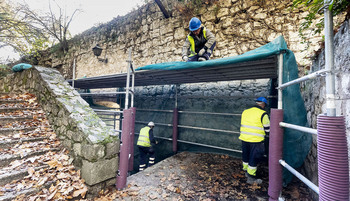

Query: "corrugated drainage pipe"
(317, 115), (349, 200)
(268, 109), (284, 201)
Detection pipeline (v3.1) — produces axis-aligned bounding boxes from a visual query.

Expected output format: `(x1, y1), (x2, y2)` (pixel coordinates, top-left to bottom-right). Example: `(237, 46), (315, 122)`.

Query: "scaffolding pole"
(324, 0), (336, 117)
(277, 53), (283, 109)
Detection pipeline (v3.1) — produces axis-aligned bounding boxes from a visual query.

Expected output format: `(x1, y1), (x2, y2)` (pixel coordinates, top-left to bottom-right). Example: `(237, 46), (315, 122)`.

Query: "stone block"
(73, 143), (82, 156)
(217, 8), (229, 18)
(81, 158), (118, 185)
(62, 139), (72, 149)
(81, 143), (105, 161)
(105, 142), (120, 159)
(72, 131), (84, 142)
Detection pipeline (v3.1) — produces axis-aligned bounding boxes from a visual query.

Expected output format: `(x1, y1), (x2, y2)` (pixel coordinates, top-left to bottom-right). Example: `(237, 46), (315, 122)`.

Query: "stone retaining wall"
(132, 79), (272, 168)
(0, 67), (120, 191)
(39, 0), (345, 79)
(301, 18), (350, 200)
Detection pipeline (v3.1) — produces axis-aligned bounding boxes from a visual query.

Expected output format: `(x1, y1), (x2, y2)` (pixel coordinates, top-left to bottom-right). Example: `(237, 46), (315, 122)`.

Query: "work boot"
(247, 174), (262, 185)
(198, 57), (207, 61)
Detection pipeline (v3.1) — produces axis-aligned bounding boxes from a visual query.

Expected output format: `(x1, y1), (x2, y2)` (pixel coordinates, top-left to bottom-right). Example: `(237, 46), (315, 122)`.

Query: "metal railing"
(275, 49), (321, 196)
(273, 6), (339, 196)
(133, 132), (242, 154)
(134, 108), (242, 154)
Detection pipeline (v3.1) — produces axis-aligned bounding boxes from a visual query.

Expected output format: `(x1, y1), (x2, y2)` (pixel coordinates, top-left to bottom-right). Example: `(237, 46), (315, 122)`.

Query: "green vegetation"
(292, 0), (350, 36)
(174, 0), (219, 23)
(0, 64), (11, 78)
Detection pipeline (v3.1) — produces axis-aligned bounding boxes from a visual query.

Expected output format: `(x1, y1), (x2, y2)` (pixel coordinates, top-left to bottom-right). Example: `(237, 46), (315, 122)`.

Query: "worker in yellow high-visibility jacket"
(182, 17), (216, 62)
(137, 122), (157, 171)
(239, 97), (270, 184)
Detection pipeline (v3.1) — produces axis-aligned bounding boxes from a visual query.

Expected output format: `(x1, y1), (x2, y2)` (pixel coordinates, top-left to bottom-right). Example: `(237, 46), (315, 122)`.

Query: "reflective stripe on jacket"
(137, 126), (151, 147)
(188, 27), (207, 57)
(239, 107), (270, 143)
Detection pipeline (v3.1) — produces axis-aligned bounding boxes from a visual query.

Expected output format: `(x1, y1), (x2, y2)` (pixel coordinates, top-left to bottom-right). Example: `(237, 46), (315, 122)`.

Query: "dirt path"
(95, 152), (312, 201)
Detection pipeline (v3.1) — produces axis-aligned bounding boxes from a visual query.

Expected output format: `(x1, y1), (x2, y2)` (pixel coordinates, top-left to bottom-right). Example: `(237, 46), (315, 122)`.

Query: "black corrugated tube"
(317, 115), (349, 200)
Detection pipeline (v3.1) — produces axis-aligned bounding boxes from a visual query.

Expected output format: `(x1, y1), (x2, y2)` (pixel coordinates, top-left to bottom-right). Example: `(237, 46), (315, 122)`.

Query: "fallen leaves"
(0, 93), (88, 200)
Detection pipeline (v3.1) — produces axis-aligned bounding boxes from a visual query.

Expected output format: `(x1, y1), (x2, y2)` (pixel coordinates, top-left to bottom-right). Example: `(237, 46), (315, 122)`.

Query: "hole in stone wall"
(214, 18), (220, 24)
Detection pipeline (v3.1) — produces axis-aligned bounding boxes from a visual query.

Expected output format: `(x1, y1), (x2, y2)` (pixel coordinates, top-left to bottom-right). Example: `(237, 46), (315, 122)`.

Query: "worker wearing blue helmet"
(239, 97), (270, 184)
(182, 17), (216, 62)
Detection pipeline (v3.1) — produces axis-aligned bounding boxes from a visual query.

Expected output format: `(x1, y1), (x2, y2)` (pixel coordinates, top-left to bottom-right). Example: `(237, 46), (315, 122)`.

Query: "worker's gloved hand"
(198, 48), (206, 56)
(149, 146), (154, 153)
(182, 56), (189, 62)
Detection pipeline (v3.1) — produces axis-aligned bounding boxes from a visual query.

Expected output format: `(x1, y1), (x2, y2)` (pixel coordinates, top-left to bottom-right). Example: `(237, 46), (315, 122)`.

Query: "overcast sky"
(1, 0), (145, 63)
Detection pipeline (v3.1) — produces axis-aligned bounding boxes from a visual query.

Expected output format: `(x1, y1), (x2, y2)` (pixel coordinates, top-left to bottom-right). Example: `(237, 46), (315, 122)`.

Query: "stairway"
(0, 93), (87, 200)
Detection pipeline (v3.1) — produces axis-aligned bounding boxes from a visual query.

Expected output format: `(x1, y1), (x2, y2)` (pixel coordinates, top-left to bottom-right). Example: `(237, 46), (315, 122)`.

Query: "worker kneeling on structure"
(137, 122), (157, 171)
(239, 97), (270, 184)
(182, 17), (216, 62)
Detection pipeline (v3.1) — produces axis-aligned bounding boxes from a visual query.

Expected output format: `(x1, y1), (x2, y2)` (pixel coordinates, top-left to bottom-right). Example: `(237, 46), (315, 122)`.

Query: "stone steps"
(0, 108), (40, 113)
(0, 165), (49, 186)
(0, 93), (62, 199)
(0, 100), (26, 104)
(0, 127), (37, 135)
(0, 147), (60, 168)
(0, 136), (48, 149)
(0, 116), (34, 124)
(0, 180), (55, 201)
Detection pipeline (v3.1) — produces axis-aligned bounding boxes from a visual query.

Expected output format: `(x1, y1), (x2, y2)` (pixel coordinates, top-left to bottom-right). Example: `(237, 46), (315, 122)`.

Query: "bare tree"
(0, 0), (80, 57)
(18, 0), (80, 53)
(0, 1), (48, 57)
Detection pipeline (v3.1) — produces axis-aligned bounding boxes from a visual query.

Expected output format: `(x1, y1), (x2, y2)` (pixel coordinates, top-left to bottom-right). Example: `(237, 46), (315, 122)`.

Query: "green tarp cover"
(136, 36), (288, 71)
(137, 36), (312, 185)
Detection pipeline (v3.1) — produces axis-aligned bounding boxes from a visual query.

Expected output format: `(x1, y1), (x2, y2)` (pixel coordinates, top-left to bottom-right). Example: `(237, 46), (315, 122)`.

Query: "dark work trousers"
(241, 141), (265, 168)
(188, 42), (217, 62)
(138, 145), (155, 171)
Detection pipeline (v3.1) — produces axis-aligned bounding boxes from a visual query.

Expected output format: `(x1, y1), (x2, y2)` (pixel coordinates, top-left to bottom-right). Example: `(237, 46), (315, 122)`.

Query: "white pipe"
(278, 53), (283, 109)
(125, 48), (131, 109)
(131, 66), (135, 108)
(324, 0), (336, 116)
(279, 160), (319, 194)
(279, 122), (317, 135)
(277, 69), (329, 89)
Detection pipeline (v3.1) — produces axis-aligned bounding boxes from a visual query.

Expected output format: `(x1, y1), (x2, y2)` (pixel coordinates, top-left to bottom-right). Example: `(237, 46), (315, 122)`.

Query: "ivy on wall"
(174, 0), (219, 23)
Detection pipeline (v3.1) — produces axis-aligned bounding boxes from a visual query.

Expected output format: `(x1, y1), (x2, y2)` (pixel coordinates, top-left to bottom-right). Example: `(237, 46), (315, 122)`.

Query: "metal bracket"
(318, 0), (334, 14)
(315, 69), (330, 77)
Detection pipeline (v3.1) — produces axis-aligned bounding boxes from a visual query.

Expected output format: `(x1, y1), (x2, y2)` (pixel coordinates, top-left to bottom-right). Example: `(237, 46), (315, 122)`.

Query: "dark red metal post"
(128, 107), (136, 171)
(116, 108), (132, 190)
(172, 108), (178, 153)
(268, 109), (284, 201)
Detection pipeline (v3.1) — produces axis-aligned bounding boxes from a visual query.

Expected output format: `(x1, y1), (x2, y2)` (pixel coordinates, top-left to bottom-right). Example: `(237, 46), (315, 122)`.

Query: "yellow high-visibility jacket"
(188, 27), (207, 57)
(137, 126), (151, 147)
(182, 27), (216, 58)
(239, 106), (270, 143)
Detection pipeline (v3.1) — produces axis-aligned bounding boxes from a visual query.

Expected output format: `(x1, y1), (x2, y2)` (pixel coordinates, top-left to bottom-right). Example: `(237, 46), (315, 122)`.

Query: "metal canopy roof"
(69, 55), (278, 89)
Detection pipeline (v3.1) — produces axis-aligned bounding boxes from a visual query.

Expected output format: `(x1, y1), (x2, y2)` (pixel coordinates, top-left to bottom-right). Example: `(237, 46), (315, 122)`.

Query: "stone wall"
(301, 18), (350, 200)
(131, 79), (272, 169)
(39, 0), (345, 79)
(0, 67), (120, 192)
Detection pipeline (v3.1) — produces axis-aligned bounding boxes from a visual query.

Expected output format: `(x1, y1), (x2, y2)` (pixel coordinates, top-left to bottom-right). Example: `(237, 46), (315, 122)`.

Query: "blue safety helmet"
(255, 97), (268, 105)
(189, 17), (201, 31)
